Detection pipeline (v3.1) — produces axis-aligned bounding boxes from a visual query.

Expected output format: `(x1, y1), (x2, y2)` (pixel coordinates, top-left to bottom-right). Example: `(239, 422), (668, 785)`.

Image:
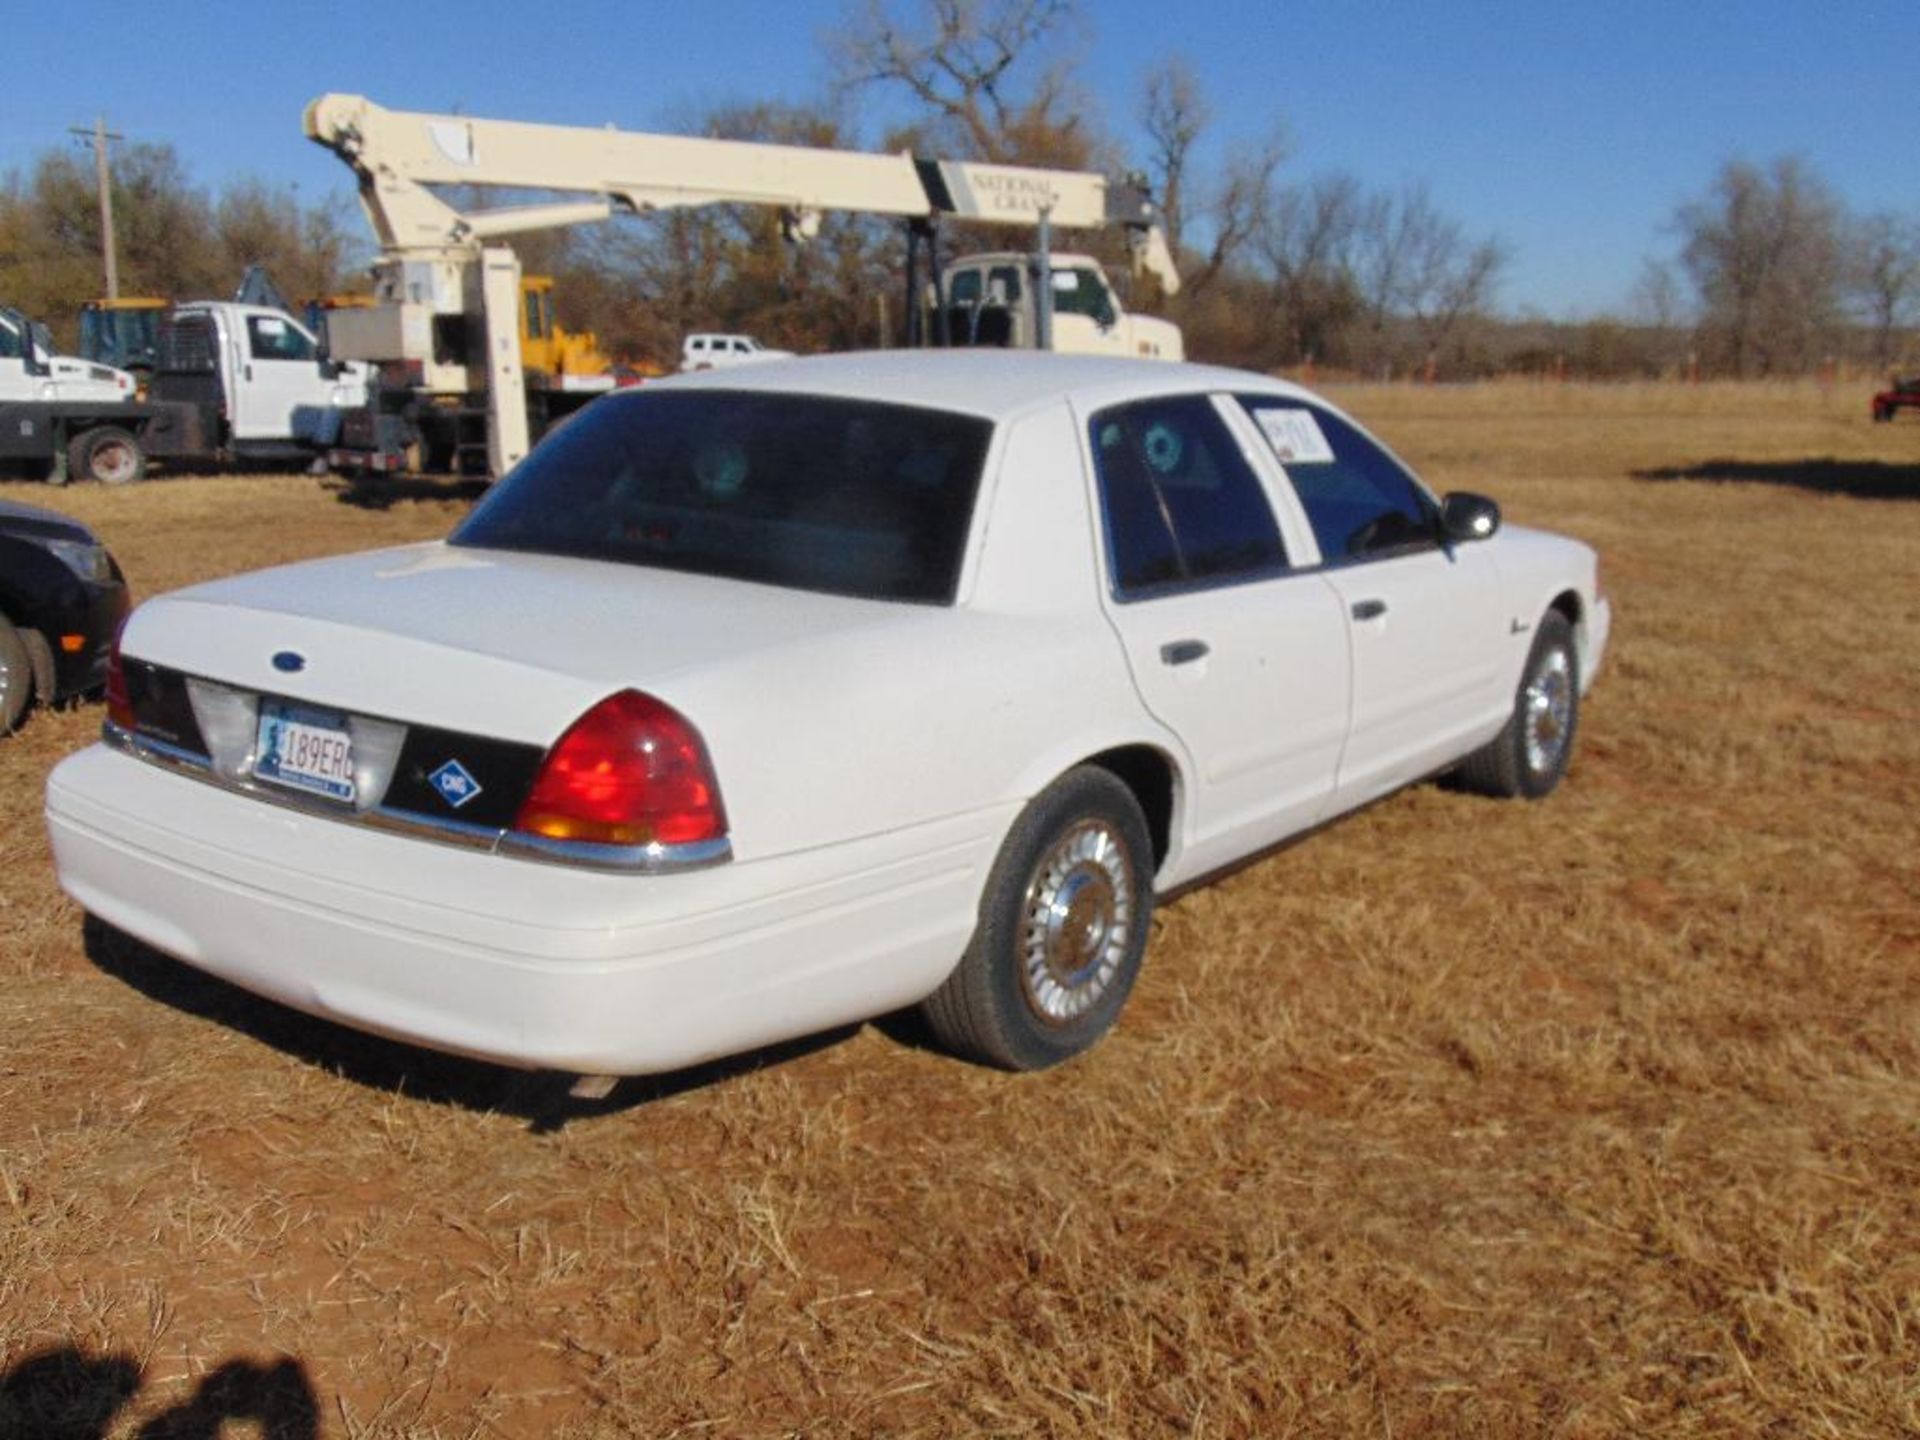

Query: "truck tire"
(0, 618), (34, 734)
(69, 427), (146, 485)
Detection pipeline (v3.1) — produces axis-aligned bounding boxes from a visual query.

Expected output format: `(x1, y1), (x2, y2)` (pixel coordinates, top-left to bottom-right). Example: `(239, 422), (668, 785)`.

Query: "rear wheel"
(0, 618), (35, 734)
(1455, 610), (1580, 799)
(69, 427), (146, 485)
(921, 767), (1155, 1070)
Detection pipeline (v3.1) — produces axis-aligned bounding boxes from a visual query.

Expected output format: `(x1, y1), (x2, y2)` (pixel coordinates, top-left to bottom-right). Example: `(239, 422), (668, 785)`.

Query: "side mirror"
(1440, 491), (1501, 543)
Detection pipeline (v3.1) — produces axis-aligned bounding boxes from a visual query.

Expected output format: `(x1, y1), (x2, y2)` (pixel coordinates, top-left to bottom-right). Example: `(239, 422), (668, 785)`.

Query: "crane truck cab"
(154, 302), (372, 460)
(938, 253), (1183, 361)
(0, 308), (138, 403)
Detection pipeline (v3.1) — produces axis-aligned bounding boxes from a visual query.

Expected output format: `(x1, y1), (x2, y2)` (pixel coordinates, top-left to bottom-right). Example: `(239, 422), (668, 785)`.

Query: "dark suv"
(0, 500), (130, 733)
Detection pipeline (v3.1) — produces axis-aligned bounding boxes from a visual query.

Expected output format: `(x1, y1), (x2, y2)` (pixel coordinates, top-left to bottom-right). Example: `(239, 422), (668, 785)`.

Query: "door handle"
(1350, 598), (1388, 621)
(1160, 639), (1210, 666)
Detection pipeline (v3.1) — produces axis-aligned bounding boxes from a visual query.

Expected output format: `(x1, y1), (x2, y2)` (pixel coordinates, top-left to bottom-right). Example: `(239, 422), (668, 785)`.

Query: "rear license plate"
(254, 699), (356, 803)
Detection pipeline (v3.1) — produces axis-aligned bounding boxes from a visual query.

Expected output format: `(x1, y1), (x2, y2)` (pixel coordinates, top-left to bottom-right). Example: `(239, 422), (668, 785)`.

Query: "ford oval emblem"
(271, 651), (306, 674)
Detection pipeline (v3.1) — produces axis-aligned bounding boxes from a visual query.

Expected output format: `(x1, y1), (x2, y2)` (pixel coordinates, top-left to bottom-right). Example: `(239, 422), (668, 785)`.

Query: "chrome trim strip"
(102, 722), (729, 874)
(499, 830), (733, 875)
(362, 806), (503, 851)
(105, 723), (213, 774)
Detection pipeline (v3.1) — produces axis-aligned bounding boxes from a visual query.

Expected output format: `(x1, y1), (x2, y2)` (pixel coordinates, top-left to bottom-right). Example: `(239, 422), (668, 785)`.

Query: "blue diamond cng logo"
(428, 759), (483, 810)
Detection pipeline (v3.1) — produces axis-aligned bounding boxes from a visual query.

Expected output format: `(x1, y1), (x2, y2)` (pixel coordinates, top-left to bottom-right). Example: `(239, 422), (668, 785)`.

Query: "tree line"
(0, 142), (362, 346)
(2, 0), (1914, 380)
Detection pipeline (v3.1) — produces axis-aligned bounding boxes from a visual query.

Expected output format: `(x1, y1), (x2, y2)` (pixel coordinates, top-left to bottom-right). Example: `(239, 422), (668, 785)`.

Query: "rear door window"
(1090, 395), (1288, 598)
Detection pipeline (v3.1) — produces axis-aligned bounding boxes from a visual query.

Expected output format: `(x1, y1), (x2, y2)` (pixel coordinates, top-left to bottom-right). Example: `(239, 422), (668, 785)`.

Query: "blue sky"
(4, 1), (1908, 317)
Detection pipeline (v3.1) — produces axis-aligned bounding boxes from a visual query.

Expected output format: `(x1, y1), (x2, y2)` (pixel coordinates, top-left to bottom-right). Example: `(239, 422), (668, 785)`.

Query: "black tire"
(1455, 610), (1580, 799)
(1873, 404), (1892, 423)
(0, 618), (35, 735)
(921, 766), (1156, 1070)
(69, 426), (146, 485)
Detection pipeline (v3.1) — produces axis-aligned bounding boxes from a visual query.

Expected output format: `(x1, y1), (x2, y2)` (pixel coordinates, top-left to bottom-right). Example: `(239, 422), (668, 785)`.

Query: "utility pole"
(69, 116), (123, 299)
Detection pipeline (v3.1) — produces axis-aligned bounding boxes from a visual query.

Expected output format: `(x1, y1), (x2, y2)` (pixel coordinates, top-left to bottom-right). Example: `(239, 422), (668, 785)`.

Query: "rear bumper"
(47, 744), (999, 1075)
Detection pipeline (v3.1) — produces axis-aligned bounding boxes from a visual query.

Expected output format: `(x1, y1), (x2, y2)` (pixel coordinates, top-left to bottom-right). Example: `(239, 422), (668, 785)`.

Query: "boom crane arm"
(303, 93), (1178, 289)
(303, 94), (1179, 477)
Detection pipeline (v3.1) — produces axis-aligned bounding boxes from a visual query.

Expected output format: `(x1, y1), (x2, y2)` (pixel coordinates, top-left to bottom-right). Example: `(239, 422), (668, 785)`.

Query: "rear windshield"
(451, 390), (992, 604)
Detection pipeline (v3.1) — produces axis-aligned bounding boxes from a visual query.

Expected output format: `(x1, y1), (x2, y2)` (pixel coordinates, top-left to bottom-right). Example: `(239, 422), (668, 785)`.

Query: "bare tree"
(1139, 56), (1208, 257)
(213, 179), (365, 303)
(1627, 256), (1691, 375)
(1845, 211), (1920, 369)
(1676, 156), (1845, 376)
(1180, 125), (1286, 298)
(1349, 187), (1415, 369)
(1402, 214), (1508, 364)
(1258, 173), (1362, 364)
(1628, 257), (1687, 329)
(1345, 184), (1506, 375)
(829, 0), (1084, 163)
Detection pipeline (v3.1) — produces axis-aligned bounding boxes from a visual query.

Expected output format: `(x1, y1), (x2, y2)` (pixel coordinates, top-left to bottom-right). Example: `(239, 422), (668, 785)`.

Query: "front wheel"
(0, 618), (35, 734)
(1455, 610), (1580, 799)
(921, 767), (1156, 1071)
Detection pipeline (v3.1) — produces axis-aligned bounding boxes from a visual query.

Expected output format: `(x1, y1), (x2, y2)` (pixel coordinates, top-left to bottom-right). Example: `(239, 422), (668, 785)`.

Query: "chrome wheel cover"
(1019, 819), (1136, 1025)
(94, 440), (138, 484)
(1524, 646), (1574, 776)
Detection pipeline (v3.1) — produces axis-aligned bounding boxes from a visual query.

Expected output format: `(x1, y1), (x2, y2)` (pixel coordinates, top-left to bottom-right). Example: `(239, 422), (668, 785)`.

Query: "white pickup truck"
(0, 308), (138, 404)
(0, 301), (372, 484)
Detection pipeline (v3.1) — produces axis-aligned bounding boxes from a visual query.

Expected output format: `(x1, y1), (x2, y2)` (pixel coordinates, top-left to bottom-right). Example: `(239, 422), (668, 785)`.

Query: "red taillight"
(514, 690), (727, 849)
(104, 628), (134, 730)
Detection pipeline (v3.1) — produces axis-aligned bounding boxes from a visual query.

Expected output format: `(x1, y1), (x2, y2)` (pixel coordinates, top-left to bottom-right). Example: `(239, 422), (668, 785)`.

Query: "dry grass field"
(1, 381), (1915, 1438)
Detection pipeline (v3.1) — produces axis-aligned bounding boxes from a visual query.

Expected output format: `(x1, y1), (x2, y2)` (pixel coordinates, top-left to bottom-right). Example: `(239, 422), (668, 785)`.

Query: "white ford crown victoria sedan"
(46, 353), (1609, 1083)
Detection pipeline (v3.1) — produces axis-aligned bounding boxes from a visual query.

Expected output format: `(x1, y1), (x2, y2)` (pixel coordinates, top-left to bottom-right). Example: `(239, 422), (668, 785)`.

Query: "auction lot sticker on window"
(1252, 407), (1335, 465)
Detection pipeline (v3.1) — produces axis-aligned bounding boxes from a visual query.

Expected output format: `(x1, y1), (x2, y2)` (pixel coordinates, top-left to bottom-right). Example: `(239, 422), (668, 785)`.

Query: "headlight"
(44, 538), (114, 585)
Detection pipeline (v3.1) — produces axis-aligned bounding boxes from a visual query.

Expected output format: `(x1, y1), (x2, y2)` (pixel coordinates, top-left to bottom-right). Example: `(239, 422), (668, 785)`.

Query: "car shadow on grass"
(83, 916), (857, 1134)
(324, 475), (490, 511)
(0, 1345), (318, 1439)
(1632, 456), (1920, 500)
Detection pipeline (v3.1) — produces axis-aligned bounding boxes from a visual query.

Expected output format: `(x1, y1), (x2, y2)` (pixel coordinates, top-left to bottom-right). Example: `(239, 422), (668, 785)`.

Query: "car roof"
(648, 350), (1315, 422)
